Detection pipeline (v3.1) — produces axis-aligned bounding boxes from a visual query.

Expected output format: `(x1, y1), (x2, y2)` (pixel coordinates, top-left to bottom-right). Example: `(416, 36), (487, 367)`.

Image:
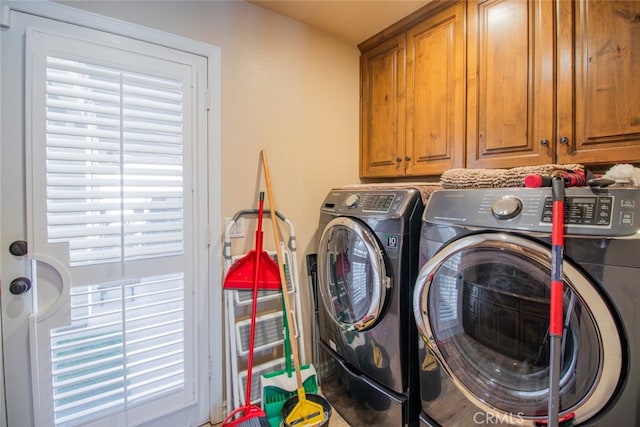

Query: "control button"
(491, 196), (523, 220)
(345, 194), (360, 208)
(600, 197), (612, 205)
(621, 212), (634, 225)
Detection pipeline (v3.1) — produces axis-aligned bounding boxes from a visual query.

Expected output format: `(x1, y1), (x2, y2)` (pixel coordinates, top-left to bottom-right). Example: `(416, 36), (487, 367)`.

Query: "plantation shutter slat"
(47, 99), (120, 115)
(46, 200), (181, 212)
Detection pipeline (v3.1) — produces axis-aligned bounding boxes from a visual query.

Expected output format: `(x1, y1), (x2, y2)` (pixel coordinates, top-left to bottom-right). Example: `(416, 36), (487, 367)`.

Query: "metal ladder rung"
(234, 289), (282, 306)
(238, 357), (287, 404)
(235, 310), (285, 356)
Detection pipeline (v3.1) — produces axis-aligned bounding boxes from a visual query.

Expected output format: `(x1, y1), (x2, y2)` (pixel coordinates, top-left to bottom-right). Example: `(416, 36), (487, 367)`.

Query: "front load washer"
(413, 187), (640, 426)
(316, 186), (427, 427)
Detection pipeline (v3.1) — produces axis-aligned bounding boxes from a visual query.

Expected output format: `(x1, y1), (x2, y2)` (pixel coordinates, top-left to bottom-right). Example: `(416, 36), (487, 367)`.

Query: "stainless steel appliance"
(316, 187), (425, 427)
(414, 187), (640, 426)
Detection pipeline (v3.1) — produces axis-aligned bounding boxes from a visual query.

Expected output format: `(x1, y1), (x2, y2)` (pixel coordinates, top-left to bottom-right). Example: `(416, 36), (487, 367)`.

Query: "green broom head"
(262, 263), (319, 426)
(262, 366), (319, 427)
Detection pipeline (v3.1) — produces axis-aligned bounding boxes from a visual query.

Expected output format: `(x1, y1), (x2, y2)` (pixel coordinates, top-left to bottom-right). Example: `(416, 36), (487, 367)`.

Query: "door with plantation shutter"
(1, 5), (221, 427)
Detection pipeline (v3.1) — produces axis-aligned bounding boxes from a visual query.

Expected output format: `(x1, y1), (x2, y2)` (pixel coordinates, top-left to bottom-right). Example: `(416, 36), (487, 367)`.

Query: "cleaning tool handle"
(260, 150), (303, 388)
(548, 176), (565, 427)
(550, 176), (564, 337)
(524, 174), (553, 188)
(245, 192), (266, 405)
(587, 177), (616, 188)
(557, 170), (585, 187)
(524, 170), (585, 188)
(256, 193), (265, 255)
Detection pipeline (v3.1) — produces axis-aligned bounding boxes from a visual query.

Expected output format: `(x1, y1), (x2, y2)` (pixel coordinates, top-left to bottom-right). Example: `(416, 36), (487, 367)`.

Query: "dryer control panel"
(424, 188), (640, 237)
(321, 189), (417, 218)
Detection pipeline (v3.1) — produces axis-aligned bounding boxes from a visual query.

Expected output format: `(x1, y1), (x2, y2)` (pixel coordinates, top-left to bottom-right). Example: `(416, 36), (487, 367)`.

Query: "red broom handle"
(245, 193), (265, 405)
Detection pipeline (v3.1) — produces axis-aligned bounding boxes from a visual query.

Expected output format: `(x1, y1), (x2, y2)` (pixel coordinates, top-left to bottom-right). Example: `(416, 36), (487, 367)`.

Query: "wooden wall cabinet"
(466, 0), (555, 169)
(557, 0), (640, 164)
(360, 35), (406, 178)
(468, 0), (640, 168)
(360, 2), (465, 178)
(361, 0), (640, 176)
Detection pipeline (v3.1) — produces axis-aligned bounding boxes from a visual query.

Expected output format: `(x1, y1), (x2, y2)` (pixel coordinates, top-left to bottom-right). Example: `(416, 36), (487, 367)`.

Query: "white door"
(0, 4), (222, 427)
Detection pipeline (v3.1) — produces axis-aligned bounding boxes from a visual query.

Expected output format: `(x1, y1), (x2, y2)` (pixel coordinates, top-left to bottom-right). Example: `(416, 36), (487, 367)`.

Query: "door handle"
(9, 277), (31, 295)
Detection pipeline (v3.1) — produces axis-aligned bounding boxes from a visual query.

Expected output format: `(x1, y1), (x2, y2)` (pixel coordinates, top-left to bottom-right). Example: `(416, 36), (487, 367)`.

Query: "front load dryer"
(316, 186), (427, 427)
(413, 187), (640, 426)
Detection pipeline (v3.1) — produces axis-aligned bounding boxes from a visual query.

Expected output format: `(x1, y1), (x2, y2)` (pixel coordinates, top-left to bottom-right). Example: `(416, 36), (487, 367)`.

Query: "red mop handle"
(550, 177), (565, 337)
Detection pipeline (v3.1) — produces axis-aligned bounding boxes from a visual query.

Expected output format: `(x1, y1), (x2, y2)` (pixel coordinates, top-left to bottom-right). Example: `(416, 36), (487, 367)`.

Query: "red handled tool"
(547, 176), (565, 427)
(222, 193), (273, 427)
(524, 170), (585, 188)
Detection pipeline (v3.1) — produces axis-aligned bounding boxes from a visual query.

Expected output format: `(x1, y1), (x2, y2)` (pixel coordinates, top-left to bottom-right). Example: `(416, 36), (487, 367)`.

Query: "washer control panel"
(363, 194), (396, 212)
(321, 189), (417, 218)
(424, 188), (640, 237)
(540, 195), (613, 226)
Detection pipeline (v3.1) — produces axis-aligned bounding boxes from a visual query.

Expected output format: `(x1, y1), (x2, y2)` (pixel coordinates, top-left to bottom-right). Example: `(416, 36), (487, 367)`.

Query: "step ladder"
(223, 209), (307, 413)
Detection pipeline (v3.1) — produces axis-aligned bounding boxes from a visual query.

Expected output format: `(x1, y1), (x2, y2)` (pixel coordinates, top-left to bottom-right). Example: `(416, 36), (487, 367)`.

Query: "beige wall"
(57, 0), (360, 367)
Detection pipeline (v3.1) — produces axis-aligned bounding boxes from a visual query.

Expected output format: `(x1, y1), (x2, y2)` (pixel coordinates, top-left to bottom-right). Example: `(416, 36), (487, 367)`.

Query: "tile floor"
(327, 409), (350, 427)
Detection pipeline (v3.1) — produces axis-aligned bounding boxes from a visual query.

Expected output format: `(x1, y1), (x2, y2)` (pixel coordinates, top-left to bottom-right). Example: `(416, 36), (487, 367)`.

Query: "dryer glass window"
(427, 247), (600, 417)
(328, 228), (370, 322)
(320, 219), (384, 330)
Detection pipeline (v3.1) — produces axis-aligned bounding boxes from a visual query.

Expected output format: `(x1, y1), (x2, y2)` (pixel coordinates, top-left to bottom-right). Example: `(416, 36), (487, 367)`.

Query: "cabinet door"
(467, 0), (554, 168)
(557, 0), (640, 164)
(405, 2), (465, 176)
(360, 35), (406, 178)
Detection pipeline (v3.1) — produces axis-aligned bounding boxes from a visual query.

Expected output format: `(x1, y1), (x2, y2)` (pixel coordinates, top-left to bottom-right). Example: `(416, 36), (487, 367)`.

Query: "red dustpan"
(224, 193), (280, 291)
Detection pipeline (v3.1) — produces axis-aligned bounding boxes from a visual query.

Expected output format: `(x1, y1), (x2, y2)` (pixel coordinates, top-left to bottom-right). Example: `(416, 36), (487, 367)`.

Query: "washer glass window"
(414, 234), (622, 421)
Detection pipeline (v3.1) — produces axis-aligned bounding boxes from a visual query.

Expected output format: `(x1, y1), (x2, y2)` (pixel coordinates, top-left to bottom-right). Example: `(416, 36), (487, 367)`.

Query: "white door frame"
(0, 1), (223, 425)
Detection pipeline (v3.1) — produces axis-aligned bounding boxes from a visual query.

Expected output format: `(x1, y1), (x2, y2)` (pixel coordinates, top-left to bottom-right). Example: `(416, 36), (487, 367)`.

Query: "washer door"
(318, 217), (390, 332)
(413, 233), (622, 425)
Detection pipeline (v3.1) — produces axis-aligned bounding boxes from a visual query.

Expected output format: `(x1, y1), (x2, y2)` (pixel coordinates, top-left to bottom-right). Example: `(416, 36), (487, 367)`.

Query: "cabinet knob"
(405, 156), (411, 161)
(540, 139), (549, 146)
(559, 136), (569, 145)
(396, 157), (402, 163)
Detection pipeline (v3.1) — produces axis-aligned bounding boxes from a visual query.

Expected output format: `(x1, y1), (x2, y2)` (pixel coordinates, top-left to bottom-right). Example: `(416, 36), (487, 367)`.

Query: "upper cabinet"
(360, 2), (465, 178)
(406, 2), (466, 176)
(360, 0), (640, 178)
(556, 0), (640, 164)
(360, 34), (407, 178)
(466, 0), (555, 168)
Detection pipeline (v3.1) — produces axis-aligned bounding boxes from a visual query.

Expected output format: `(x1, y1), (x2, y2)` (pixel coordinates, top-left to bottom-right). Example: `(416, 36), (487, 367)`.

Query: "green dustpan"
(262, 279), (318, 427)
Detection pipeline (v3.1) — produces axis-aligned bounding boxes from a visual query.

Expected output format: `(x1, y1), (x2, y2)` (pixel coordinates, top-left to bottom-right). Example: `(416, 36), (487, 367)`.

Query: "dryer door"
(318, 217), (389, 332)
(413, 233), (622, 426)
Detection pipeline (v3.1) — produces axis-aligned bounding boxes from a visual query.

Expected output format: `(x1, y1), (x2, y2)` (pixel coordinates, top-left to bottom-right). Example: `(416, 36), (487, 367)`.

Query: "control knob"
(345, 194), (360, 208)
(491, 195), (522, 220)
